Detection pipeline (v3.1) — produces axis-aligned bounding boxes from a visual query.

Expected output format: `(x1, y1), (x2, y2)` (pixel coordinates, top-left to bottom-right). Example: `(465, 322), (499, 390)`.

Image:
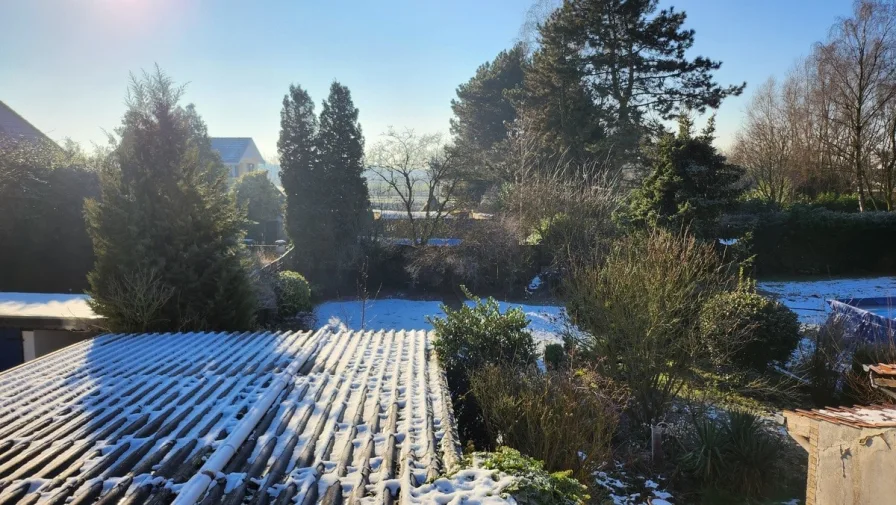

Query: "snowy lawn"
(315, 298), (568, 346)
(0, 292), (99, 319)
(759, 276), (896, 325)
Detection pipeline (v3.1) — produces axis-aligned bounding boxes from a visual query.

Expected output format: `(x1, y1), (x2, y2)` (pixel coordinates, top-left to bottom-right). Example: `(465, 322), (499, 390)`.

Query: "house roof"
(785, 404), (896, 429)
(0, 293), (102, 331)
(210, 137), (261, 165)
(0, 328), (460, 504)
(0, 100), (54, 145)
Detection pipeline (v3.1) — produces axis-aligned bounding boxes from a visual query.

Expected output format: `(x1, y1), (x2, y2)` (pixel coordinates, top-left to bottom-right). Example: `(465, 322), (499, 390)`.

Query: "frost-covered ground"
(759, 276), (896, 325)
(315, 299), (567, 346)
(0, 292), (99, 319)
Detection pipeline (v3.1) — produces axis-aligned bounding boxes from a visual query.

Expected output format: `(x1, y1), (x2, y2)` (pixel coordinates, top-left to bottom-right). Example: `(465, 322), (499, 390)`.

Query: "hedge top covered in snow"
(0, 328), (494, 504)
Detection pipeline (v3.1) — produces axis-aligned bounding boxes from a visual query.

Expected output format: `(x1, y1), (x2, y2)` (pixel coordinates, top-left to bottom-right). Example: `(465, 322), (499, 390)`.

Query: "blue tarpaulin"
(827, 297), (896, 344)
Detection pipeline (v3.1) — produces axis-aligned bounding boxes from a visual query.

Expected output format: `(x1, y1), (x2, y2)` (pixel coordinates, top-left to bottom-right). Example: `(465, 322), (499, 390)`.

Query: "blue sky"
(0, 0), (852, 158)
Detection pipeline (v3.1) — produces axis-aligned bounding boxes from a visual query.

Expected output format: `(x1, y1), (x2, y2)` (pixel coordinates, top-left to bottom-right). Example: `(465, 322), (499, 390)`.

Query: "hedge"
(725, 206), (896, 275)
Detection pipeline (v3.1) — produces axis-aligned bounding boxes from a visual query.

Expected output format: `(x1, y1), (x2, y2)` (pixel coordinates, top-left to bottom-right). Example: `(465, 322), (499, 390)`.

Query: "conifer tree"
(317, 81), (370, 272)
(85, 68), (255, 332)
(624, 116), (745, 237)
(278, 84), (323, 274)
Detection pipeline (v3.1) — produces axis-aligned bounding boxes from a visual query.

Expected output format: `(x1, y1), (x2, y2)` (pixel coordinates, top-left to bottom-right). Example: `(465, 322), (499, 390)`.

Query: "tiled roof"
(209, 137), (252, 164)
(0, 328), (460, 504)
(0, 100), (52, 144)
(865, 363), (896, 377)
(785, 404), (896, 428)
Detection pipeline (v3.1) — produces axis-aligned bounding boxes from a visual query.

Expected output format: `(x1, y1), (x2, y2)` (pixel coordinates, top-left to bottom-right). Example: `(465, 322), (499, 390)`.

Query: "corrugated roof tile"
(0, 328), (461, 505)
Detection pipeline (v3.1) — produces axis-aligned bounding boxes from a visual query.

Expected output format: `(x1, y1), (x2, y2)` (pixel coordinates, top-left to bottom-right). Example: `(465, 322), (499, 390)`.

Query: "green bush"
(803, 192), (861, 212)
(564, 229), (735, 424)
(429, 290), (536, 373)
(678, 410), (779, 498)
(464, 447), (589, 505)
(543, 343), (566, 370)
(700, 291), (800, 370)
(729, 207), (896, 275)
(429, 290), (536, 448)
(469, 365), (623, 480)
(275, 270), (312, 316)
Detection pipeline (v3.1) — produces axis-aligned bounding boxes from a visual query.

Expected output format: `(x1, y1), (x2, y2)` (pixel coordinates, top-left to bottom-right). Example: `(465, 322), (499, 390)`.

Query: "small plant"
(469, 364), (624, 480)
(274, 270), (312, 317)
(700, 290), (800, 370)
(429, 288), (536, 373)
(543, 343), (566, 370)
(463, 447), (589, 505)
(677, 410), (780, 498)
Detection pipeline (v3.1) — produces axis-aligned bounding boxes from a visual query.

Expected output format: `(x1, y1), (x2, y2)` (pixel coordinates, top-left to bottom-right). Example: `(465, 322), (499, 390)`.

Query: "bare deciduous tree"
(815, 0), (896, 210)
(730, 78), (796, 204)
(367, 128), (461, 245)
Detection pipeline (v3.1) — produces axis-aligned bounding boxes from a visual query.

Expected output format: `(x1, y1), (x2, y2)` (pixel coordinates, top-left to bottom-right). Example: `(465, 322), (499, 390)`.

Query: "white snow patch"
(315, 299), (568, 346)
(758, 276), (896, 324)
(0, 292), (100, 319)
(407, 468), (515, 504)
(526, 275), (543, 293)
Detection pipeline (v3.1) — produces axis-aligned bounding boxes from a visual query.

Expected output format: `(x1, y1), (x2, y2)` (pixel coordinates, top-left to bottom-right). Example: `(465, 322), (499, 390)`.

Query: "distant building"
(0, 100), (57, 146)
(209, 137), (265, 179)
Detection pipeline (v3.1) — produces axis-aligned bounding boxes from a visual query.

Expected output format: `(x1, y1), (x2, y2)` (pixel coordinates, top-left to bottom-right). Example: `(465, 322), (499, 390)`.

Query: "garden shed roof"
(0, 328), (460, 504)
(785, 404), (896, 429)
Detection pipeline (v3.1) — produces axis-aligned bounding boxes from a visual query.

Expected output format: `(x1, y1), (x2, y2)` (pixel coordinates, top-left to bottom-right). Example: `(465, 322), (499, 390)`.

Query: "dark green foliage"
(429, 290), (536, 373)
(624, 119), (745, 237)
(86, 68), (255, 332)
(700, 291), (801, 370)
(526, 0), (743, 165)
(429, 290), (536, 447)
(450, 44), (528, 202)
(317, 81), (370, 273)
(279, 82), (370, 282)
(451, 44), (527, 154)
(465, 447), (589, 505)
(564, 230), (735, 424)
(543, 343), (566, 370)
(232, 170), (284, 243)
(278, 84), (323, 275)
(732, 206), (896, 275)
(521, 21), (604, 164)
(803, 192), (861, 212)
(678, 411), (780, 498)
(0, 139), (99, 292)
(274, 271), (312, 316)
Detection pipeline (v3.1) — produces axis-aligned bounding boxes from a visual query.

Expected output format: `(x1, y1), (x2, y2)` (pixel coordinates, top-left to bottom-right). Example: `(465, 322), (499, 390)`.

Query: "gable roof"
(0, 100), (55, 145)
(210, 137), (265, 165)
(0, 328), (460, 504)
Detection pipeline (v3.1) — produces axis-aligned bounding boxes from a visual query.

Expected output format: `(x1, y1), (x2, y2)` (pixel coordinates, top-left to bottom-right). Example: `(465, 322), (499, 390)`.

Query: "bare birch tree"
(815, 0), (896, 210)
(367, 128), (460, 245)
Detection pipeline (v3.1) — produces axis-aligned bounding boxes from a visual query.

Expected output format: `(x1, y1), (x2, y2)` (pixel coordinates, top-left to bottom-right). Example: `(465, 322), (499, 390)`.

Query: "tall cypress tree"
(278, 84), (323, 274)
(317, 81), (370, 273)
(85, 68), (255, 332)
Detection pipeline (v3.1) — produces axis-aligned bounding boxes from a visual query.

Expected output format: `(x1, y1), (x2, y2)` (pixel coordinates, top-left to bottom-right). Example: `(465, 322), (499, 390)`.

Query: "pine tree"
(278, 84), (323, 274)
(625, 116), (745, 237)
(451, 43), (527, 153)
(525, 0), (745, 167)
(317, 81), (370, 273)
(520, 15), (605, 165)
(232, 170), (285, 243)
(85, 68), (256, 332)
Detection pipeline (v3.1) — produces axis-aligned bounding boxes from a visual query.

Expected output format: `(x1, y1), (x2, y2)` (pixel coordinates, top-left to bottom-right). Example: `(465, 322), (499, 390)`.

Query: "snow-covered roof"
(0, 328), (462, 504)
(209, 137), (264, 165)
(0, 292), (99, 319)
